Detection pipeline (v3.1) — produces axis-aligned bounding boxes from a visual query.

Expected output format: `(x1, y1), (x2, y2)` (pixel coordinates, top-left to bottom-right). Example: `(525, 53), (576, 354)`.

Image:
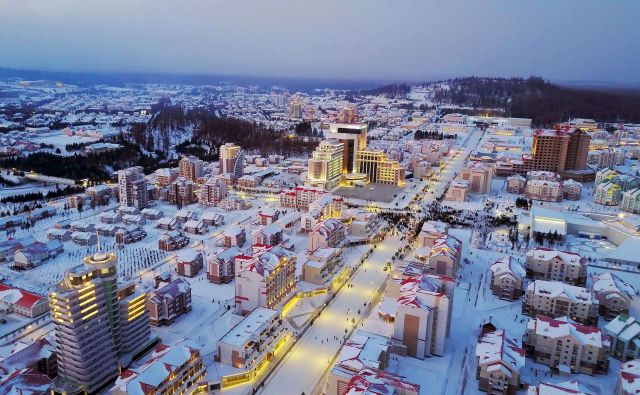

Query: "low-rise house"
(99, 211), (121, 224)
(592, 272), (634, 320)
(475, 329), (525, 395)
(527, 380), (593, 395)
(0, 236), (37, 263)
(70, 221), (94, 233)
(95, 223), (119, 237)
(13, 240), (63, 268)
(147, 278), (192, 326)
(0, 284), (49, 317)
(140, 208), (164, 220)
(490, 256), (526, 300)
(202, 211), (224, 227)
(525, 247), (586, 286)
(252, 223), (284, 247)
(183, 219), (207, 234)
(158, 231), (189, 252)
(223, 226), (246, 248)
(156, 216), (179, 230)
(110, 341), (205, 395)
(206, 246), (241, 284)
(217, 307), (287, 372)
(46, 228), (72, 241)
(71, 231), (97, 246)
(523, 315), (609, 375)
(522, 280), (599, 326)
(122, 214), (145, 226)
(176, 249), (203, 278)
(174, 209), (196, 223)
(115, 225), (147, 244)
(617, 359), (640, 395)
(605, 314), (640, 361)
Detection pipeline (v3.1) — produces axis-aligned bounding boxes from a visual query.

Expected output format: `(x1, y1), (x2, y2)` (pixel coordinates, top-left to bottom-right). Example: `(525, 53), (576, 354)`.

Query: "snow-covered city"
(1, 2), (640, 395)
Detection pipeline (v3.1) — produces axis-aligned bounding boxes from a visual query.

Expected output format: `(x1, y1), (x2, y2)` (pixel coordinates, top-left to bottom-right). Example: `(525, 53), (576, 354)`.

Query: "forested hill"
(433, 76), (640, 126)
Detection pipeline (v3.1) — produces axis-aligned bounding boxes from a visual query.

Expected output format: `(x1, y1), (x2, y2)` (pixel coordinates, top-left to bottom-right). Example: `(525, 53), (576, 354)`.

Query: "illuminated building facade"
(220, 143), (245, 178)
(356, 149), (405, 185)
(307, 139), (344, 189)
(48, 248), (151, 394)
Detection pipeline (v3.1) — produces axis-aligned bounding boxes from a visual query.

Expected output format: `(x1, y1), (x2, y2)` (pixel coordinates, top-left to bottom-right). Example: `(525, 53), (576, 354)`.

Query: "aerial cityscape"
(1, 1), (640, 395)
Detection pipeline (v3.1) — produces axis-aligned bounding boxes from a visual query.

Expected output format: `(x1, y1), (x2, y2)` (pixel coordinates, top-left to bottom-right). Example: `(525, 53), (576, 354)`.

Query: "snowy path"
(257, 236), (401, 395)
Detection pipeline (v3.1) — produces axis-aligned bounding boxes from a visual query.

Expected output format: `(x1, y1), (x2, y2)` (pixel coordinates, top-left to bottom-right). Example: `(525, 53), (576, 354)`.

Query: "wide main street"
(259, 235), (401, 395)
(258, 128), (485, 395)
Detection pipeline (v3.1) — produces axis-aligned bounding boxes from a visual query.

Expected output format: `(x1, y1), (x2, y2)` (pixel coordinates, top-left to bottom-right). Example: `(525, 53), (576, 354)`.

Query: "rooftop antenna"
(96, 230), (101, 254)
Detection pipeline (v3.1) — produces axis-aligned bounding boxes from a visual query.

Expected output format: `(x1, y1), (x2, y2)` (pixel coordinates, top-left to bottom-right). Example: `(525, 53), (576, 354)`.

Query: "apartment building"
(217, 307), (287, 371)
(506, 174), (526, 194)
(178, 155), (204, 181)
(511, 128), (591, 179)
(147, 278), (192, 326)
(220, 142), (245, 178)
(622, 188), (640, 214)
(417, 233), (462, 278)
(258, 208), (280, 225)
(523, 315), (609, 375)
(562, 179), (583, 200)
(617, 359), (640, 395)
(605, 314), (640, 361)
(342, 369), (419, 395)
(223, 226), (246, 248)
(279, 186), (327, 210)
(308, 218), (345, 252)
(117, 166), (148, 209)
(527, 380), (592, 395)
(200, 176), (228, 206)
(168, 177), (195, 206)
(445, 180), (469, 202)
(460, 162), (494, 194)
(417, 221), (447, 248)
(392, 274), (454, 358)
(594, 181), (622, 206)
(111, 341), (205, 395)
(525, 180), (563, 202)
(48, 249), (152, 394)
(328, 330), (393, 395)
(235, 246), (296, 314)
(525, 247), (586, 286)
(522, 280), (598, 326)
(592, 271), (634, 320)
(303, 247), (342, 286)
(252, 223), (284, 247)
(206, 246), (242, 284)
(475, 329), (525, 395)
(158, 231), (189, 251)
(307, 139), (344, 189)
(489, 256), (526, 300)
(176, 249), (203, 278)
(154, 167), (178, 187)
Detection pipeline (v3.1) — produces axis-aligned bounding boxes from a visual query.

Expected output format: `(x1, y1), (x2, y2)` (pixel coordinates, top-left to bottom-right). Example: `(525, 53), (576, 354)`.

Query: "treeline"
(0, 138), (175, 181)
(414, 130), (455, 140)
(175, 138), (219, 161)
(510, 85), (640, 126)
(433, 76), (640, 125)
(0, 185), (84, 203)
(193, 116), (317, 156)
(354, 83), (411, 98)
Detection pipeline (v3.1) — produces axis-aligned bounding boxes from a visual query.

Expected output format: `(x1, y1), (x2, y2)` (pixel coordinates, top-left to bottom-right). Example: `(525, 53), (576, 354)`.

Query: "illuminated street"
(258, 236), (401, 395)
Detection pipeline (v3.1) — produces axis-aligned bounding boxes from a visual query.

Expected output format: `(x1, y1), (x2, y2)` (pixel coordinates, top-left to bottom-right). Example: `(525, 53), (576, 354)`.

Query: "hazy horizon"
(1, 1), (639, 85)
